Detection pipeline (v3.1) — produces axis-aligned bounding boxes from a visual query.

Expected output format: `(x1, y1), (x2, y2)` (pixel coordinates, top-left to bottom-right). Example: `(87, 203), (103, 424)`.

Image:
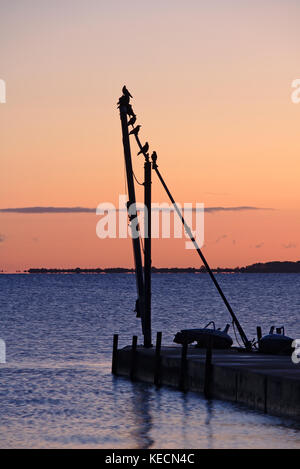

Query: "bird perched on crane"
(117, 94), (129, 108)
(122, 86), (133, 99)
(151, 151), (158, 169)
(151, 151), (157, 163)
(127, 115), (136, 127)
(126, 104), (135, 117)
(129, 125), (141, 136)
(138, 142), (149, 155)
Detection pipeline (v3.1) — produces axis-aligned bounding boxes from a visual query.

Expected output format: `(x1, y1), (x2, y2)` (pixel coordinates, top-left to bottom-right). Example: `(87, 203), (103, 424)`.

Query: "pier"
(113, 336), (300, 420)
(114, 87), (300, 423)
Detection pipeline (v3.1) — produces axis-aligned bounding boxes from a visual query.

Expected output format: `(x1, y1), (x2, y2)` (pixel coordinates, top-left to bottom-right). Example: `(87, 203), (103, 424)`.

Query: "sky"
(0, 0), (300, 271)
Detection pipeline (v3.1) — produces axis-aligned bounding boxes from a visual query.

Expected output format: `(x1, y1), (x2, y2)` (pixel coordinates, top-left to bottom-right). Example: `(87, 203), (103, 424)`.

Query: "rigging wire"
(133, 169), (144, 186)
(124, 145), (144, 253)
(130, 151), (145, 252)
(140, 233), (145, 254)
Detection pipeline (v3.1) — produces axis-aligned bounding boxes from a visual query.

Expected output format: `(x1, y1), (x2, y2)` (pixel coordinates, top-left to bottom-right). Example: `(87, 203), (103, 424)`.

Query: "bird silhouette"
(151, 151), (158, 168)
(151, 151), (157, 162)
(122, 86), (133, 99)
(129, 125), (141, 136)
(117, 94), (129, 108)
(127, 115), (136, 126)
(126, 104), (135, 117)
(138, 142), (149, 155)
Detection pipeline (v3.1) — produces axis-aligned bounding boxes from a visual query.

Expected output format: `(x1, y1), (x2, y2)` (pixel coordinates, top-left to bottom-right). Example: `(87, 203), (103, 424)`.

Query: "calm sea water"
(0, 273), (300, 449)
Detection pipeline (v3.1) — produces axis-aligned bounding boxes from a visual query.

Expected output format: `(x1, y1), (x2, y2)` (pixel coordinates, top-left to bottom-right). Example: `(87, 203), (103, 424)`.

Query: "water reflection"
(181, 392), (189, 448)
(128, 382), (154, 449)
(181, 391), (214, 448)
(110, 373), (300, 449)
(204, 399), (214, 449)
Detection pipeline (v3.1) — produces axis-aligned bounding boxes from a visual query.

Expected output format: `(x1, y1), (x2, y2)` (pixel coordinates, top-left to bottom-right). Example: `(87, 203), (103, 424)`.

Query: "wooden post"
(154, 332), (162, 386)
(130, 335), (138, 381)
(257, 326), (262, 342)
(144, 158), (152, 348)
(179, 341), (188, 391)
(112, 334), (119, 375)
(204, 338), (213, 398)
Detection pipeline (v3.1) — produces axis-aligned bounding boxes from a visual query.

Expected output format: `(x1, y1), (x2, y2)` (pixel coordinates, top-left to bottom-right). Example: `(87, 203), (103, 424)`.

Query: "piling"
(130, 335), (138, 381)
(257, 326), (262, 342)
(112, 334), (119, 375)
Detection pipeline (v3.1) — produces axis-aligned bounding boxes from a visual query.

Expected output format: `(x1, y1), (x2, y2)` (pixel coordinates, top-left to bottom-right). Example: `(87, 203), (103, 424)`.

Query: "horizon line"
(0, 205), (273, 214)
(1, 259), (299, 274)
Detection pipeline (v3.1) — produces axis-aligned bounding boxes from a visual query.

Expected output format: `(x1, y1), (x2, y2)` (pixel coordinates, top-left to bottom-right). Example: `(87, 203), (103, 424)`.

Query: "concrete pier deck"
(114, 345), (300, 420)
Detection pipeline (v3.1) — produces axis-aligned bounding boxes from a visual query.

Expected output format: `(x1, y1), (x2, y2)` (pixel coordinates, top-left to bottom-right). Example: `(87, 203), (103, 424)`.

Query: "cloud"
(282, 242), (297, 249)
(0, 205), (272, 214)
(204, 206), (273, 213)
(203, 192), (231, 196)
(215, 234), (227, 243)
(255, 242), (264, 248)
(0, 207), (95, 214)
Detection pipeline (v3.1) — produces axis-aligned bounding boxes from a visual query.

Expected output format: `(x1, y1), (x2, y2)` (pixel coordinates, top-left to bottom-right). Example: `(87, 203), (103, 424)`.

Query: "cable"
(133, 169), (144, 186)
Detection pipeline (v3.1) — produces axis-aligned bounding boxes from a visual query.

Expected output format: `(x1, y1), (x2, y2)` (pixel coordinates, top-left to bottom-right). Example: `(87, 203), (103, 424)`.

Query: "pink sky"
(1, 0), (299, 271)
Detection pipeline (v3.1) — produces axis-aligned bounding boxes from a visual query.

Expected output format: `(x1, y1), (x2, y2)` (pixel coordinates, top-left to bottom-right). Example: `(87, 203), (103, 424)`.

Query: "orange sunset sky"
(1, 0), (300, 272)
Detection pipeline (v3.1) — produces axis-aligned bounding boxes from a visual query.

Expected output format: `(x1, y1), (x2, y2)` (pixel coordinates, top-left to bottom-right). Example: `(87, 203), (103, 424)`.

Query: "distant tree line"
(25, 261), (300, 274)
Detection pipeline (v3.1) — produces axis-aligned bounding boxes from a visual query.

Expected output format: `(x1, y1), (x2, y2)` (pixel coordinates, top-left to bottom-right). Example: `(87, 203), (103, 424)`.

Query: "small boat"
(259, 326), (293, 355)
(174, 321), (233, 349)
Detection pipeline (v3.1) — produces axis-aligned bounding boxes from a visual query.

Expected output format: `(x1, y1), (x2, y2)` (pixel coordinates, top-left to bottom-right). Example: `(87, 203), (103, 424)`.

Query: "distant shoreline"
(14, 260), (300, 274)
